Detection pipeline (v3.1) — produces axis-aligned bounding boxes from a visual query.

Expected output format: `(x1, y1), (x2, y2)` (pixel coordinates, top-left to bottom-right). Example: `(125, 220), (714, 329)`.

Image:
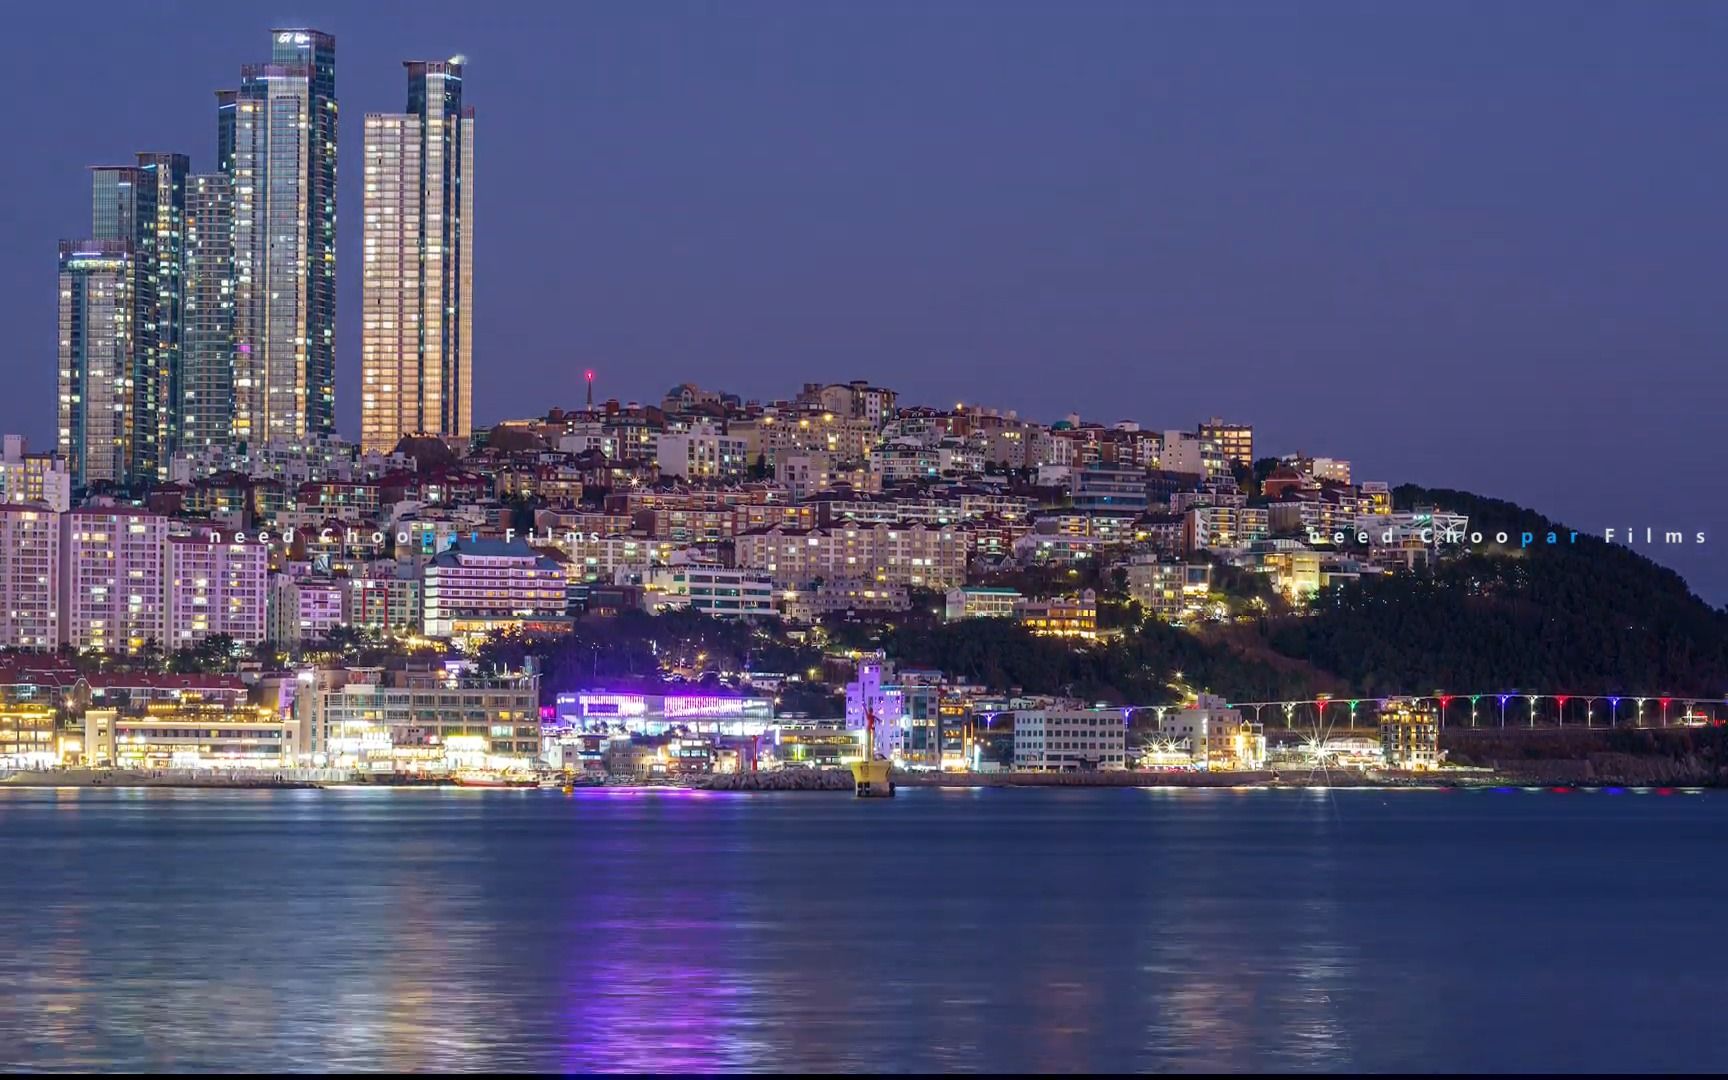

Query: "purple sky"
(9, 1), (1724, 601)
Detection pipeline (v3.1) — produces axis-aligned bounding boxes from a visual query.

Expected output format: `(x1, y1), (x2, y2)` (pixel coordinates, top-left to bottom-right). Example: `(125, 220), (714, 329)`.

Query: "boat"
(849, 704), (896, 798)
(452, 770), (537, 789)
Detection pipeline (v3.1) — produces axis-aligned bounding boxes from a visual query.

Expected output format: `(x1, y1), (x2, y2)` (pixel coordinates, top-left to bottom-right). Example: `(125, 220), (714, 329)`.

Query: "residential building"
(343, 560), (424, 634)
(361, 59), (475, 452)
(0, 507), (62, 649)
(1198, 418), (1253, 467)
(181, 173), (235, 454)
(1013, 708), (1127, 771)
(226, 28), (339, 442)
(166, 534), (269, 645)
(1184, 505), (1269, 552)
(0, 437), (72, 512)
(640, 565), (776, 618)
(780, 579), (910, 622)
(1072, 463), (1148, 515)
(61, 509), (169, 654)
(58, 241), (137, 488)
(268, 575), (346, 644)
(655, 422), (749, 480)
(1125, 556), (1211, 622)
(734, 524), (968, 589)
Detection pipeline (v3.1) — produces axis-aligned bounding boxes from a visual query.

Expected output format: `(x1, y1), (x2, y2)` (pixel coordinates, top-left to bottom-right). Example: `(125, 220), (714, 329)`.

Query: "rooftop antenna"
(585, 368), (595, 410)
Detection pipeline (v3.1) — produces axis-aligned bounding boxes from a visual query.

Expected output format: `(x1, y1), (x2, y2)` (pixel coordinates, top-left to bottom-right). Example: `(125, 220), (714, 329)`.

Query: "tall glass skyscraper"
(80, 153), (186, 483)
(224, 28), (337, 445)
(58, 240), (136, 489)
(182, 173), (235, 454)
(361, 59), (473, 453)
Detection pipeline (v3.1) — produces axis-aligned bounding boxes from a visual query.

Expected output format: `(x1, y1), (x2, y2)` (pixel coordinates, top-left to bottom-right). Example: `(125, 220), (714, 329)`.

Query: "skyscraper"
(225, 28), (337, 445)
(182, 173), (235, 454)
(57, 240), (136, 489)
(361, 59), (474, 453)
(137, 153), (189, 464)
(85, 154), (186, 482)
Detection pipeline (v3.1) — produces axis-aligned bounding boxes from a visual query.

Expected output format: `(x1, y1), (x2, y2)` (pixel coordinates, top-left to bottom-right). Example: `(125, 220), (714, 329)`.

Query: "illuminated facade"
(1012, 709), (1127, 772)
(361, 59), (474, 452)
(0, 702), (58, 768)
(421, 539), (568, 639)
(1380, 699), (1440, 771)
(944, 585), (1022, 621)
(226, 28), (338, 443)
(554, 691), (775, 736)
(58, 241), (136, 488)
(1160, 695), (1265, 770)
(61, 509), (169, 655)
(1014, 590), (1098, 639)
(1125, 556), (1212, 622)
(733, 523), (968, 589)
(0, 507), (62, 649)
(299, 666), (540, 769)
(166, 535), (268, 645)
(1198, 418), (1254, 467)
(181, 173), (235, 453)
(85, 704), (293, 769)
(0, 436), (72, 512)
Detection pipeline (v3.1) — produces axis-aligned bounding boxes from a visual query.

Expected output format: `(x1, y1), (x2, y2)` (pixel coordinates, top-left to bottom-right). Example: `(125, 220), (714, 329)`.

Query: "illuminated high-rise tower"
(224, 28), (337, 445)
(361, 58), (473, 453)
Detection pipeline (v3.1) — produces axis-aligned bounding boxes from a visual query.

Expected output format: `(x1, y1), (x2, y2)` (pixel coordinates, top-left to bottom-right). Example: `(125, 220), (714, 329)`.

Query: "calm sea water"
(1, 784), (1724, 1073)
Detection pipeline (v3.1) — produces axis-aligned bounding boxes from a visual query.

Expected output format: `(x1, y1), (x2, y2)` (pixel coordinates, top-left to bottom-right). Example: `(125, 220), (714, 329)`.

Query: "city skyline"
(11, 4), (1725, 601)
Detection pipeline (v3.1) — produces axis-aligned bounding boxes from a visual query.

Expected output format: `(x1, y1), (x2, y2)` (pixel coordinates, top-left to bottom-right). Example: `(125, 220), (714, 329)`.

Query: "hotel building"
(421, 538), (569, 639)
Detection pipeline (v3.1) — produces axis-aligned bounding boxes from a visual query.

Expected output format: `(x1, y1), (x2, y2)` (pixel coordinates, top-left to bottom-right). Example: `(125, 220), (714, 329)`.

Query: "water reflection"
(3, 786), (1728, 1071)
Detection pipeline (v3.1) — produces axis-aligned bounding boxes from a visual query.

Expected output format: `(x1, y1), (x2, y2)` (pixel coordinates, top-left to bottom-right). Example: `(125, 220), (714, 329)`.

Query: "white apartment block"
(1125, 557), (1212, 621)
(167, 536), (269, 645)
(61, 509), (169, 654)
(557, 534), (678, 584)
(641, 566), (775, 618)
(0, 505), (62, 649)
(1160, 694), (1266, 770)
(734, 524), (968, 589)
(0, 436), (72, 511)
(1012, 709), (1127, 771)
(655, 422), (750, 481)
(944, 586), (1022, 621)
(268, 576), (346, 644)
(1185, 505), (1269, 552)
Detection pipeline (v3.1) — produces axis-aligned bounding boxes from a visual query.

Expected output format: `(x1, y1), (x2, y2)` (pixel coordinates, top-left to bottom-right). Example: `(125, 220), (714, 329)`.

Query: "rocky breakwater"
(0, 768), (324, 789)
(1443, 727), (1728, 786)
(698, 768), (856, 792)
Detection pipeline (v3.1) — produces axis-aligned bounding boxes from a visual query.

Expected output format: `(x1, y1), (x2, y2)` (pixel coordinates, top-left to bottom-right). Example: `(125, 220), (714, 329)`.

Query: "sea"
(1, 784), (1724, 1073)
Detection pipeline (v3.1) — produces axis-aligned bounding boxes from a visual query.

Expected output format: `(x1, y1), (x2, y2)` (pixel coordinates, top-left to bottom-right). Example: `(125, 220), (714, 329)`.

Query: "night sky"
(7, 1), (1723, 601)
